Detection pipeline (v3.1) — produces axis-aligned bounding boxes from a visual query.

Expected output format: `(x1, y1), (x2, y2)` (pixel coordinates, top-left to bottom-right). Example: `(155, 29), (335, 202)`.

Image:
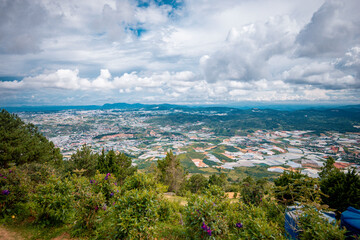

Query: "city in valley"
(18, 106), (360, 180)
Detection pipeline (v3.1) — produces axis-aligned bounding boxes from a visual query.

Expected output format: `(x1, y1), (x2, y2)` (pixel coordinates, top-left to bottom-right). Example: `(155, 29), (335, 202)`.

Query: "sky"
(0, 0), (359, 106)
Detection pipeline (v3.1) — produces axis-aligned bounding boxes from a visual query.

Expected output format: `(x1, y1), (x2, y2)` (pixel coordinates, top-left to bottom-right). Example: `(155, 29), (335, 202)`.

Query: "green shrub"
(240, 177), (265, 206)
(30, 175), (75, 226)
(185, 191), (229, 239)
(226, 202), (285, 240)
(297, 207), (346, 240)
(0, 167), (31, 219)
(274, 171), (321, 205)
(112, 189), (160, 239)
(90, 172), (119, 203)
(71, 175), (107, 236)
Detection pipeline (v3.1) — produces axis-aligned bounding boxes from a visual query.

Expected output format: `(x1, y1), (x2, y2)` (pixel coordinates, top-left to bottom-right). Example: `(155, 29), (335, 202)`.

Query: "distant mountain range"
(3, 102), (360, 113)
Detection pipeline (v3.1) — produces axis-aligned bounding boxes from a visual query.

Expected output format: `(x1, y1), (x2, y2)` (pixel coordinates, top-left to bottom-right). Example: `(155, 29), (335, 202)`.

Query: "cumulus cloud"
(1, 0), (360, 106)
(296, 0), (360, 57)
(200, 15), (298, 83)
(0, 0), (52, 54)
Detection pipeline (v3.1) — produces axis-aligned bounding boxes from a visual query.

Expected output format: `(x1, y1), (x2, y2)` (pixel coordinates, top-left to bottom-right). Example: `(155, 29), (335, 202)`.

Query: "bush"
(71, 175), (107, 236)
(320, 166), (360, 213)
(187, 174), (208, 193)
(226, 202), (285, 239)
(90, 172), (119, 203)
(112, 189), (160, 239)
(185, 190), (230, 239)
(0, 167), (31, 219)
(297, 207), (346, 240)
(274, 171), (321, 205)
(240, 177), (265, 206)
(30, 175), (75, 226)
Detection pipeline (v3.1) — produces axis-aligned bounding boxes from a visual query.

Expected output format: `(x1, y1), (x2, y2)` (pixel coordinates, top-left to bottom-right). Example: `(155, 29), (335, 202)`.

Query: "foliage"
(188, 174), (208, 193)
(97, 149), (137, 184)
(274, 171), (321, 205)
(320, 164), (360, 213)
(30, 175), (75, 226)
(112, 189), (160, 239)
(240, 176), (265, 206)
(71, 175), (107, 236)
(157, 151), (186, 193)
(297, 207), (346, 240)
(0, 167), (31, 218)
(0, 109), (62, 168)
(225, 201), (285, 239)
(208, 173), (227, 189)
(69, 144), (98, 177)
(185, 191), (230, 239)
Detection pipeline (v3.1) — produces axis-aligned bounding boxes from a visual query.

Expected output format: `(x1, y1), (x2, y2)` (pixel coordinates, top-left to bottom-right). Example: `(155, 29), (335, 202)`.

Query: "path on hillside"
(0, 226), (24, 240)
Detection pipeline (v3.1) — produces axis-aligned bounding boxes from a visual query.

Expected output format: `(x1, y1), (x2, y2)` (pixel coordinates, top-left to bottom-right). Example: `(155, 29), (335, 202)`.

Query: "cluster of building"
(18, 110), (360, 178)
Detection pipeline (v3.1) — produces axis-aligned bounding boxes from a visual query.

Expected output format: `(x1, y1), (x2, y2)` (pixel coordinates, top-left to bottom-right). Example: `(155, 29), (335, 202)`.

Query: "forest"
(1, 108), (360, 239)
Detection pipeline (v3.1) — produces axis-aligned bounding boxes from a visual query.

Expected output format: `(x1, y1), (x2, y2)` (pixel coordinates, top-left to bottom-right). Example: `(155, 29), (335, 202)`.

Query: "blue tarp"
(341, 207), (360, 237)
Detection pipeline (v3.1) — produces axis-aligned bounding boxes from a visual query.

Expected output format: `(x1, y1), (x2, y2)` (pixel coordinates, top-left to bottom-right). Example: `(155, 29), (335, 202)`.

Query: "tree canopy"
(0, 109), (62, 168)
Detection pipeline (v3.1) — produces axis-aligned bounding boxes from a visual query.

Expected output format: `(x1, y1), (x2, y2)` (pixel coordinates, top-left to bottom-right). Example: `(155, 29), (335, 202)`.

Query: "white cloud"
(200, 15), (299, 83)
(1, 0), (360, 106)
(296, 0), (360, 57)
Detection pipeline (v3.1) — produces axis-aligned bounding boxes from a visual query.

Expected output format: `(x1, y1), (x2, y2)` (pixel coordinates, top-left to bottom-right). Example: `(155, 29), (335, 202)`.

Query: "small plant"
(30, 175), (75, 226)
(185, 188), (230, 239)
(112, 189), (160, 239)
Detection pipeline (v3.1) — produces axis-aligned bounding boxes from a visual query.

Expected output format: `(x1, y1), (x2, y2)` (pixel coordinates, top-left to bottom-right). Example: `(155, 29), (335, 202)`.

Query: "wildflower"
(213, 202), (216, 206)
(105, 173), (110, 180)
(95, 206), (99, 211)
(9, 170), (12, 173)
(12, 215), (15, 219)
(114, 182), (117, 186)
(236, 222), (243, 228)
(90, 179), (94, 184)
(1, 190), (10, 195)
(201, 222), (207, 230)
(207, 229), (212, 236)
(110, 192), (114, 197)
(103, 205), (107, 211)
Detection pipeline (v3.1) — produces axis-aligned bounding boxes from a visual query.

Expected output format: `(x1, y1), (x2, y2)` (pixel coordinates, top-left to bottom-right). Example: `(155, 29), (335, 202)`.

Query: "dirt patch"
(0, 226), (24, 240)
(51, 232), (72, 240)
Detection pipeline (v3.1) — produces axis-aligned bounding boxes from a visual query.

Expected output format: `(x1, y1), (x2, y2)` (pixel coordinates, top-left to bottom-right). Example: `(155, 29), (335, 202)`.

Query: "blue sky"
(0, 0), (359, 106)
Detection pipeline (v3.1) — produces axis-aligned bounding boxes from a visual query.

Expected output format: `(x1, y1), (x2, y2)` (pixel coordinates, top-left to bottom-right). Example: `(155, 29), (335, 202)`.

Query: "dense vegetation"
(148, 107), (360, 134)
(1, 109), (359, 239)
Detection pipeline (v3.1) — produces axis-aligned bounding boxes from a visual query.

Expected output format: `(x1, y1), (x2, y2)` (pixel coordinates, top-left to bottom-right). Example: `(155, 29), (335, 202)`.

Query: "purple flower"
(236, 222), (243, 228)
(196, 209), (201, 214)
(213, 202), (216, 206)
(2, 190), (10, 195)
(114, 182), (117, 186)
(90, 179), (94, 184)
(110, 192), (114, 197)
(201, 222), (207, 230)
(207, 229), (212, 236)
(103, 205), (107, 211)
(104, 176), (108, 180)
(9, 170), (12, 173)
(95, 206), (99, 211)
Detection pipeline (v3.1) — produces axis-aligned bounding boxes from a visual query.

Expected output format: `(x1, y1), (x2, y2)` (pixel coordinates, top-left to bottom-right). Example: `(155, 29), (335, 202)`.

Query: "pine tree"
(69, 144), (98, 177)
(0, 109), (62, 168)
(156, 151), (185, 193)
